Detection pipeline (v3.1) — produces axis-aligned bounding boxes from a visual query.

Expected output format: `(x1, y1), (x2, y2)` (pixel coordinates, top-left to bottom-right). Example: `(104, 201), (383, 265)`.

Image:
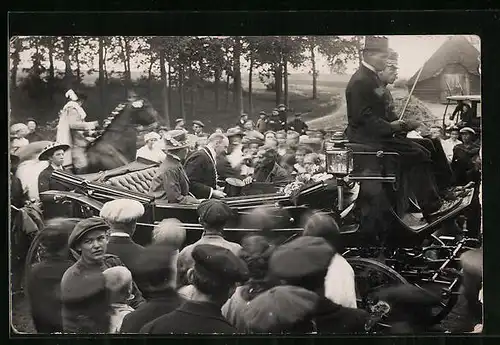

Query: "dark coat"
(106, 235), (145, 278)
(149, 155), (198, 204)
(26, 131), (45, 143)
(216, 154), (241, 181)
(254, 163), (292, 184)
(120, 288), (184, 333)
(184, 147), (217, 199)
(140, 300), (237, 334)
(267, 117), (285, 132)
(11, 173), (26, 208)
(313, 297), (369, 334)
(26, 258), (74, 333)
(38, 165), (71, 194)
(345, 65), (431, 167)
(288, 119), (309, 135)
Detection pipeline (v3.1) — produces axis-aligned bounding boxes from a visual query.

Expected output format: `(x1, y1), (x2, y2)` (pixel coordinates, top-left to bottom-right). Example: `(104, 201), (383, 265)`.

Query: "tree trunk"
(119, 37), (129, 91)
(283, 56), (289, 107)
(62, 37), (73, 84)
(167, 63), (172, 118)
(47, 38), (55, 99)
(160, 50), (170, 126)
(248, 55), (254, 115)
(124, 37), (132, 84)
(225, 74), (230, 110)
(103, 43), (109, 83)
(214, 68), (221, 110)
(189, 64), (196, 118)
(179, 62), (185, 120)
(274, 63), (282, 106)
(75, 38), (81, 83)
(147, 55), (154, 97)
(98, 37), (105, 106)
(233, 37), (243, 115)
(310, 44), (318, 100)
(10, 38), (22, 90)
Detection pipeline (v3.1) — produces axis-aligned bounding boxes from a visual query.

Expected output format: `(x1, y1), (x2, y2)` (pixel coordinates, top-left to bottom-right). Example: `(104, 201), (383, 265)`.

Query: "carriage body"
(442, 94), (481, 136)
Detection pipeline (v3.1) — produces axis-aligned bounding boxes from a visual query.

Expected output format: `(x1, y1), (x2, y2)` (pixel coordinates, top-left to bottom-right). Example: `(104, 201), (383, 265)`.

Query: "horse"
(14, 95), (161, 199)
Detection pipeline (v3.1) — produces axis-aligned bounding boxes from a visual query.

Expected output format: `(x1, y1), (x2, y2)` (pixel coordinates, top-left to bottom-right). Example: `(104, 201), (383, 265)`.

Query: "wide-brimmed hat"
(226, 127), (244, 138)
(175, 118), (184, 124)
(38, 142), (70, 161)
(163, 129), (190, 151)
(460, 127), (476, 135)
(10, 123), (28, 136)
(363, 36), (389, 52)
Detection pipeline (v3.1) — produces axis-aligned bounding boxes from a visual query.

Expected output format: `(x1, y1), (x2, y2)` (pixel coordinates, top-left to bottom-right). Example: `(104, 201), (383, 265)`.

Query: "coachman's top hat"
(386, 49), (399, 67)
(363, 36), (389, 52)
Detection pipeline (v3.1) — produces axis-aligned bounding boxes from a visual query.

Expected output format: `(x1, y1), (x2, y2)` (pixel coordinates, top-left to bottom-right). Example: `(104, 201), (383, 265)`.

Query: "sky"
(16, 35), (480, 81)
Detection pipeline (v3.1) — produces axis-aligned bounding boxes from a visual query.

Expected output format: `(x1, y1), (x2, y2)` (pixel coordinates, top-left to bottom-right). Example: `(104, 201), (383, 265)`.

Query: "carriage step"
(401, 212), (428, 231)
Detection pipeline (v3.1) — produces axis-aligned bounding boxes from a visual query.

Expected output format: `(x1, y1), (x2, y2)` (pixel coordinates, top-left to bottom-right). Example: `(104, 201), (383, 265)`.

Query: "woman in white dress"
(136, 132), (166, 163)
(56, 89), (98, 171)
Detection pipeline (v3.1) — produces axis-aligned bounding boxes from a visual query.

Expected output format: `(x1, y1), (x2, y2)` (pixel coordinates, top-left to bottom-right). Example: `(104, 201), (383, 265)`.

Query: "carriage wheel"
(23, 229), (48, 291)
(347, 257), (410, 332)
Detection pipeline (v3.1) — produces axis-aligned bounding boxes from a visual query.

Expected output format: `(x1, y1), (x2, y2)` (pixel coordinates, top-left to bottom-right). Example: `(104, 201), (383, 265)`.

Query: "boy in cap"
(174, 118), (185, 130)
(100, 199), (147, 277)
(37, 142), (72, 194)
(103, 266), (135, 333)
(256, 111), (268, 133)
(452, 127), (480, 186)
(61, 217), (144, 333)
(237, 113), (249, 129)
(267, 108), (283, 132)
(287, 113), (308, 135)
(277, 104), (288, 130)
(177, 199), (241, 292)
(26, 118), (44, 142)
(120, 245), (185, 333)
(243, 236), (368, 334)
(140, 244), (248, 334)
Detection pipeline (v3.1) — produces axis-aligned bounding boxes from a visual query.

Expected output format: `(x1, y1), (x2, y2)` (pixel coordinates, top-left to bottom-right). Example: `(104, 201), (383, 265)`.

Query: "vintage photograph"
(9, 35), (482, 334)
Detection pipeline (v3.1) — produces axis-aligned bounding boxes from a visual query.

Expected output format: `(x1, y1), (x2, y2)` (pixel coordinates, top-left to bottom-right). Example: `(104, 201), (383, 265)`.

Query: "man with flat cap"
(120, 245), (185, 333)
(177, 199), (242, 292)
(61, 217), (144, 333)
(267, 108), (284, 132)
(345, 36), (460, 227)
(184, 133), (229, 199)
(242, 236), (368, 333)
(287, 113), (308, 135)
(140, 244), (248, 334)
(174, 118), (185, 130)
(149, 130), (201, 204)
(100, 199), (147, 279)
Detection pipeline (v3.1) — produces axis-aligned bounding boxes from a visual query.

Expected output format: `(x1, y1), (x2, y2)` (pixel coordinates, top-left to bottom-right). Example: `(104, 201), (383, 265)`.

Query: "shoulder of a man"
(60, 262), (80, 287)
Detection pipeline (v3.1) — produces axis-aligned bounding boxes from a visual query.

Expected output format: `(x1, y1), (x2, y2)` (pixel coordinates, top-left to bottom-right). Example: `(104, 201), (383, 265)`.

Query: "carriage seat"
(105, 167), (159, 194)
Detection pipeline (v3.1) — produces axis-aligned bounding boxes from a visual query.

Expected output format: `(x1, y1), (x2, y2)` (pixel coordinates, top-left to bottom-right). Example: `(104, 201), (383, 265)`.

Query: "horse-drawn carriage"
(24, 126), (480, 332)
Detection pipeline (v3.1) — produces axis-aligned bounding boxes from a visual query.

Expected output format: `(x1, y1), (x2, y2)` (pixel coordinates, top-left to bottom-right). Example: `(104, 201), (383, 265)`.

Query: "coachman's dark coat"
(345, 65), (432, 167)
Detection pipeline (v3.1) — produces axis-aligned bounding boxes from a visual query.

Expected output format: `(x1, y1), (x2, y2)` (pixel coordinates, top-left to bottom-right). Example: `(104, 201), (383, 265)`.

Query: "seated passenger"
(136, 132), (166, 163)
(149, 130), (200, 204)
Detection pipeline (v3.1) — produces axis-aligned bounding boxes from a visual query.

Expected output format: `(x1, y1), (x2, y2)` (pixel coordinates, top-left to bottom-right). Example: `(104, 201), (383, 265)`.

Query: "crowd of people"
(11, 35), (483, 334)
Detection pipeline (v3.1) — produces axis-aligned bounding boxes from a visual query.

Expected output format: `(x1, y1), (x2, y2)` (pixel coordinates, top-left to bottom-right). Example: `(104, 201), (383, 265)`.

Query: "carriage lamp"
(324, 132), (353, 177)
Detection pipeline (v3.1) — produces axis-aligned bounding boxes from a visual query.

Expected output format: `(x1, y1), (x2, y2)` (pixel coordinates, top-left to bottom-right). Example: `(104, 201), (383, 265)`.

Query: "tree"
(232, 36), (243, 115)
(10, 37), (25, 90)
(62, 36), (73, 84)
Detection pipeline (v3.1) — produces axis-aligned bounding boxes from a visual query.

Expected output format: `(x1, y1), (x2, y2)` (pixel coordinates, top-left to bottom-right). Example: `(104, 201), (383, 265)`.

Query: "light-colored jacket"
(324, 254), (358, 309)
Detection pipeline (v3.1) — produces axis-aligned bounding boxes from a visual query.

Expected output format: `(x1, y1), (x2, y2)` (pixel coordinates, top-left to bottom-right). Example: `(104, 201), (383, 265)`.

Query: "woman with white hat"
(136, 131), (166, 163)
(56, 89), (99, 171)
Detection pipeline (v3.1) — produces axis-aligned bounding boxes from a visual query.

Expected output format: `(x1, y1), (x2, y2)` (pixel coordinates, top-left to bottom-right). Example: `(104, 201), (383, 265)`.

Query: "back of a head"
(152, 218), (186, 249)
(239, 235), (274, 280)
(103, 266), (133, 299)
(208, 132), (227, 145)
(303, 212), (341, 250)
(41, 218), (81, 257)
